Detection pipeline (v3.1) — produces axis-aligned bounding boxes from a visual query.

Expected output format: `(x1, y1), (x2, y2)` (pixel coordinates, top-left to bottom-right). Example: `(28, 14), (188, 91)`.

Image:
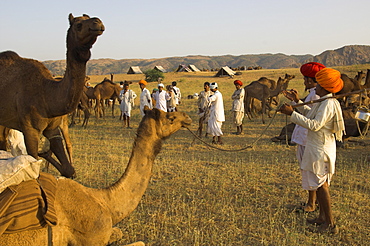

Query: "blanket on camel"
(0, 172), (57, 235)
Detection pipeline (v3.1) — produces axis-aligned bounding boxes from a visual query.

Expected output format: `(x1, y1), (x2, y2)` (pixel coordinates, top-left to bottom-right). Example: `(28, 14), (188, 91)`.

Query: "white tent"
(127, 66), (143, 74)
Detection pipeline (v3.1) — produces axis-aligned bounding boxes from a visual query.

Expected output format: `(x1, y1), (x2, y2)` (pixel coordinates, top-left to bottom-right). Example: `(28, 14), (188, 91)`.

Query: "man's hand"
(279, 103), (294, 115)
(282, 89), (299, 103)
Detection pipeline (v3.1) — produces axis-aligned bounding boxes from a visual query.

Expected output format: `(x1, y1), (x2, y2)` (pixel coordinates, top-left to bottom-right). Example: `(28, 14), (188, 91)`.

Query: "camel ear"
(69, 13), (74, 25)
(83, 14), (90, 18)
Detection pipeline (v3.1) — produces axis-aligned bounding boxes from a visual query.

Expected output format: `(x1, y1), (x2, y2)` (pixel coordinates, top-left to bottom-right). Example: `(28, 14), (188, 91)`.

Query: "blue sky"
(1, 0), (370, 61)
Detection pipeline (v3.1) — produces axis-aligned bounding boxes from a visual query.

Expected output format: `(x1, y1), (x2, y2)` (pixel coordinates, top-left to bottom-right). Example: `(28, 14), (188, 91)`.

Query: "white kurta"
(154, 90), (170, 112)
(173, 86), (181, 105)
(139, 88), (153, 116)
(198, 90), (213, 114)
(119, 89), (137, 117)
(290, 94), (344, 176)
(231, 88), (245, 112)
(207, 90), (225, 136)
(291, 87), (320, 146)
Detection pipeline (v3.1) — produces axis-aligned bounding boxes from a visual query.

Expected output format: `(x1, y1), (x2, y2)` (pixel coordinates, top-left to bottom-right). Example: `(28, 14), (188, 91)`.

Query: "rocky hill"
(43, 45), (370, 76)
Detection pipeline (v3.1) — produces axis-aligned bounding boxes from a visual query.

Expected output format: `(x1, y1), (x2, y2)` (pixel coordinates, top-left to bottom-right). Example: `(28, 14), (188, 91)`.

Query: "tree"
(144, 69), (165, 82)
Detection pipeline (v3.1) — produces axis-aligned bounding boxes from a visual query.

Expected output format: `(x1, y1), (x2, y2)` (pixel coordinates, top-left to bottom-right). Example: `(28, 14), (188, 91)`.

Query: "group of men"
(198, 62), (345, 234)
(118, 64), (345, 233)
(118, 80), (181, 127)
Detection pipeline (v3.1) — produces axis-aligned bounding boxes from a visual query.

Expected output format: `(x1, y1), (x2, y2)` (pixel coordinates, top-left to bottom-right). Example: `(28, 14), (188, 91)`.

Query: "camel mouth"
(89, 28), (104, 35)
(182, 116), (192, 127)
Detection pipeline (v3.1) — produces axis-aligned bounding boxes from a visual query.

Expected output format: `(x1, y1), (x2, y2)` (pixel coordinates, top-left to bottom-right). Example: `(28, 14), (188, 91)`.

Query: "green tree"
(144, 69), (165, 82)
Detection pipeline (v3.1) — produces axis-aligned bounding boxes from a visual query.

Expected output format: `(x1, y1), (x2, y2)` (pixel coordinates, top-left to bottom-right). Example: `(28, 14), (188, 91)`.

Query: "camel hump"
(0, 51), (21, 65)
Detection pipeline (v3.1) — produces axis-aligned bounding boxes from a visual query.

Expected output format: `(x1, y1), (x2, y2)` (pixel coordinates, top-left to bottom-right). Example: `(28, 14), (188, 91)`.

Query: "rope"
(186, 107), (282, 152)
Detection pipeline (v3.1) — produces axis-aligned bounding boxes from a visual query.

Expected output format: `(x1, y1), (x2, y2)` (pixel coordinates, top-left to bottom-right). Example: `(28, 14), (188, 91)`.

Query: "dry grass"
(63, 66), (370, 245)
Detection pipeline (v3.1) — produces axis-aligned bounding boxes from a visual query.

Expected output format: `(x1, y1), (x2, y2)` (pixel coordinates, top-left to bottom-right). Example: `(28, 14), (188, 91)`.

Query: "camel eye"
(76, 23), (82, 31)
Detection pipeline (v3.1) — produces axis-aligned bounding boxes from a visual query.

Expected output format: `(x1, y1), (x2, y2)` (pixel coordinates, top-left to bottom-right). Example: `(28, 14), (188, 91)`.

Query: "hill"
(42, 45), (370, 76)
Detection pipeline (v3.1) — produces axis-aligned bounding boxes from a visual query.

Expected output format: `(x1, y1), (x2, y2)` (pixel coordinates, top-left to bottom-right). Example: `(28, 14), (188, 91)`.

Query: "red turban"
(300, 62), (326, 78)
(315, 68), (344, 93)
(234, 80), (243, 86)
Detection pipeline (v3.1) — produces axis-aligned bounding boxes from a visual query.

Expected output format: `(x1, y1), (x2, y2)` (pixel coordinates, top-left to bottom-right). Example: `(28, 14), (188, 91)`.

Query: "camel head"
(138, 107), (192, 139)
(67, 13), (105, 62)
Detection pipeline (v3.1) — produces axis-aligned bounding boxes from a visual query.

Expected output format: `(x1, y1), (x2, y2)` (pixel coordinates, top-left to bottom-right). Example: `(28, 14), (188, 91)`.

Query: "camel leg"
(43, 128), (75, 178)
(82, 107), (91, 128)
(111, 99), (116, 118)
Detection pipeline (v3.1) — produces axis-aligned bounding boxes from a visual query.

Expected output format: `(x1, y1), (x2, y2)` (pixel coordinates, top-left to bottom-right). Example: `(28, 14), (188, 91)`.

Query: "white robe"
(207, 90), (225, 136)
(119, 89), (137, 117)
(154, 90), (170, 112)
(139, 88), (153, 116)
(291, 87), (320, 146)
(290, 94), (345, 176)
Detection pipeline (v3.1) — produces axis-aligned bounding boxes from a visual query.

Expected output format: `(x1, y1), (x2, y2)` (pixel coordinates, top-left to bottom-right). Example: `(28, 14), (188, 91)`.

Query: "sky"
(1, 0), (370, 61)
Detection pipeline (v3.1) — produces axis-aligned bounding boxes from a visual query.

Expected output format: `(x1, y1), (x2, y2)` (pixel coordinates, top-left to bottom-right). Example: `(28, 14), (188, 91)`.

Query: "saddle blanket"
(0, 172), (58, 235)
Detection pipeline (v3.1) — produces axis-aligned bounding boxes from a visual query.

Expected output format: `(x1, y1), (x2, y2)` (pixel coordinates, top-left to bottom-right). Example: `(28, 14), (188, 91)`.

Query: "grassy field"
(62, 65), (370, 245)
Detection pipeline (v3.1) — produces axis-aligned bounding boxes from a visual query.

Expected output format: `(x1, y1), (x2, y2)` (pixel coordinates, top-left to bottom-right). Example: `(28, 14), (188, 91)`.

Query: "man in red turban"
(231, 80), (245, 134)
(280, 67), (345, 234)
(233, 80), (243, 86)
(283, 62), (326, 213)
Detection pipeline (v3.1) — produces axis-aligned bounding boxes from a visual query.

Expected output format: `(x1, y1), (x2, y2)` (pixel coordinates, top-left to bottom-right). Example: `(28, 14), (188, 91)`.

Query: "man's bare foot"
(307, 217), (325, 225)
(303, 204), (316, 212)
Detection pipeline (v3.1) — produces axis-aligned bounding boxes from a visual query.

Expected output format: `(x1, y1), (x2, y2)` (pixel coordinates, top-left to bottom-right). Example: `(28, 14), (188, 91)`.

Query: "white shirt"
(139, 88), (153, 116)
(291, 94), (344, 175)
(154, 90), (170, 112)
(291, 87), (320, 146)
(231, 88), (245, 112)
(208, 90), (225, 122)
(119, 89), (137, 115)
(173, 86), (181, 105)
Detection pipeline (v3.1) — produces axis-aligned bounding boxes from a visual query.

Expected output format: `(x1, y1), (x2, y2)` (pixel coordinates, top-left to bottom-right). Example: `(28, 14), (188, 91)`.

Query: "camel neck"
(104, 126), (160, 224)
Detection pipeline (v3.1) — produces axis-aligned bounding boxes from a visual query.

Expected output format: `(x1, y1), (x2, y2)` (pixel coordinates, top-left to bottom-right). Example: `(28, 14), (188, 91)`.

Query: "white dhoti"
(207, 120), (223, 136)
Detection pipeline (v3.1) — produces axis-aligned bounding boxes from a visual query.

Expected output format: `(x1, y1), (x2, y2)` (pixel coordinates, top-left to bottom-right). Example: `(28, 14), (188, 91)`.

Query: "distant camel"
(244, 76), (287, 124)
(0, 108), (192, 246)
(85, 78), (122, 119)
(70, 86), (91, 128)
(0, 14), (104, 178)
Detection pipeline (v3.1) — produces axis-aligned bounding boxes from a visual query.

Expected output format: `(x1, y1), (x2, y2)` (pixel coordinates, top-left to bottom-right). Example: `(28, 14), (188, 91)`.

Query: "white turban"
(158, 83), (164, 88)
(210, 82), (218, 89)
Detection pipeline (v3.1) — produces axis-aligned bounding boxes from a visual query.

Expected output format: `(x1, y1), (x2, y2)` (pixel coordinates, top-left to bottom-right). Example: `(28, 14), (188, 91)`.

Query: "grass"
(62, 65), (370, 245)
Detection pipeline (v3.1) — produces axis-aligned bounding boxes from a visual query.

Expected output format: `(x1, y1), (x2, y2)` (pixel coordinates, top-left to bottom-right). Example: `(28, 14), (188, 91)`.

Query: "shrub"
(144, 69), (165, 82)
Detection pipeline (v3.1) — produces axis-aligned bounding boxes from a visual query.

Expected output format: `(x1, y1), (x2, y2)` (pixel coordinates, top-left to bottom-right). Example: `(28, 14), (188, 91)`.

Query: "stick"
(291, 89), (368, 108)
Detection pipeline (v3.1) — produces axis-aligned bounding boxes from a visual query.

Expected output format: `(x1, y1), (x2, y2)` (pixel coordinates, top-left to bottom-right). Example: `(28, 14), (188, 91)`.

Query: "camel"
(0, 108), (192, 246)
(70, 86), (91, 128)
(0, 14), (104, 178)
(244, 76), (287, 124)
(84, 78), (122, 119)
(364, 69), (370, 89)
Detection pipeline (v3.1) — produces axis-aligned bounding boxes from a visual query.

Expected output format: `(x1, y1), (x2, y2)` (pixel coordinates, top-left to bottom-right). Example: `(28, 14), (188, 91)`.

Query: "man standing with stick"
(280, 68), (345, 234)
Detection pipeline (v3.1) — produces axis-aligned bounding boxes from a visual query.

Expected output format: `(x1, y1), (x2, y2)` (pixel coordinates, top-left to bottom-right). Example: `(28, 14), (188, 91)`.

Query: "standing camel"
(93, 78), (122, 118)
(244, 76), (287, 124)
(0, 108), (192, 246)
(0, 14), (104, 178)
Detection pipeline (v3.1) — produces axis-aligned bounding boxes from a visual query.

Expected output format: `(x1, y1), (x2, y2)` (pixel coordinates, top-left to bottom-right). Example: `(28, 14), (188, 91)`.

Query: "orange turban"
(234, 80), (243, 86)
(139, 79), (147, 85)
(300, 62), (326, 78)
(315, 68), (344, 93)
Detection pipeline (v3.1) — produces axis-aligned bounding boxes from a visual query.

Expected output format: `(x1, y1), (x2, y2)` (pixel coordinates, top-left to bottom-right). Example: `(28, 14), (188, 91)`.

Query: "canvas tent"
(188, 64), (201, 72)
(214, 66), (236, 77)
(127, 66), (143, 74)
(176, 64), (192, 72)
(154, 66), (167, 73)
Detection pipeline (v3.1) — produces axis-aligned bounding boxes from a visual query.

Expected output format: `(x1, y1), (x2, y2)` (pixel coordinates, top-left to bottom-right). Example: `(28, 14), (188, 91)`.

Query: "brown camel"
(244, 76), (287, 124)
(364, 69), (370, 89)
(69, 86), (91, 128)
(0, 14), (104, 178)
(0, 108), (192, 246)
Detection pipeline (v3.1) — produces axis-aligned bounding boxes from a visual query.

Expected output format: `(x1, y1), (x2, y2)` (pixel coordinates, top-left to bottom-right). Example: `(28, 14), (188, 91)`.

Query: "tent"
(154, 66), (167, 73)
(188, 64), (201, 72)
(127, 66), (143, 74)
(176, 64), (192, 72)
(214, 66), (236, 77)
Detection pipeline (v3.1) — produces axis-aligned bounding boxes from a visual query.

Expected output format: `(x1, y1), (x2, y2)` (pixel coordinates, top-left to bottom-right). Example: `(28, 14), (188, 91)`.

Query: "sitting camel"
(0, 108), (192, 246)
